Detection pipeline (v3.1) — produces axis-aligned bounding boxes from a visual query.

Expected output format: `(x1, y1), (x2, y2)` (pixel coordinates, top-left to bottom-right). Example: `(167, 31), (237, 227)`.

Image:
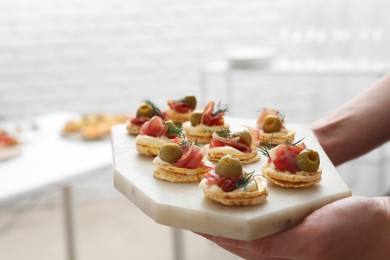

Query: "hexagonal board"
(112, 118), (351, 241)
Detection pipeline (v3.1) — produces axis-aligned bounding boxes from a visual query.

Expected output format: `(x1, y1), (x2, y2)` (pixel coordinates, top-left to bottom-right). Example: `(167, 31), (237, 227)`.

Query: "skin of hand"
(197, 73), (390, 259)
(199, 196), (390, 260)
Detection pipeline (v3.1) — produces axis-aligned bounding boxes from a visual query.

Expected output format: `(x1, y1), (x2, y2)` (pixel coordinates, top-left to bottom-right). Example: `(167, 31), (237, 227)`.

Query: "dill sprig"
(166, 122), (185, 139)
(257, 132), (275, 157)
(144, 99), (165, 118)
(236, 170), (257, 190)
(258, 145), (270, 157)
(276, 110), (285, 120)
(212, 100), (229, 117)
(204, 127), (232, 138)
(179, 140), (200, 149)
(292, 137), (305, 146)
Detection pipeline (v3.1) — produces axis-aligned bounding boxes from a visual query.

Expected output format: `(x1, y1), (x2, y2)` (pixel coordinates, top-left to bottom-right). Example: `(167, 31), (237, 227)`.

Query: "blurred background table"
(0, 111), (113, 260)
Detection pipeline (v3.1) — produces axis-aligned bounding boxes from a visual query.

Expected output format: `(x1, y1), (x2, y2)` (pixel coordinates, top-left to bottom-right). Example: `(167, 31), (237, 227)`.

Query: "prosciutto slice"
(246, 126), (260, 146)
(139, 116), (167, 137)
(130, 116), (151, 127)
(268, 143), (306, 173)
(168, 100), (194, 113)
(210, 133), (251, 153)
(201, 101), (225, 126)
(174, 144), (207, 169)
(205, 171), (241, 192)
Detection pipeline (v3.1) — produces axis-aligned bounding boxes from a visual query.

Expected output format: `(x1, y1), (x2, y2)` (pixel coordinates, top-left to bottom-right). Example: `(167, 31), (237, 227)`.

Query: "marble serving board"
(112, 118), (351, 241)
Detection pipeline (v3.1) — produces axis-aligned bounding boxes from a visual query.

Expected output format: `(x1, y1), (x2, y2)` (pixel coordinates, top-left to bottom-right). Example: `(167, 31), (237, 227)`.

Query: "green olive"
(136, 103), (155, 118)
(215, 155), (243, 178)
(183, 95), (197, 108)
(262, 115), (282, 133)
(295, 149), (320, 172)
(190, 112), (203, 126)
(234, 131), (252, 147)
(159, 143), (183, 163)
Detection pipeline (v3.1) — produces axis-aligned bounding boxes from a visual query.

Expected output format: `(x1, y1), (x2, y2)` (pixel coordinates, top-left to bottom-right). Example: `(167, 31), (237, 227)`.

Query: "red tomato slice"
(209, 140), (225, 148)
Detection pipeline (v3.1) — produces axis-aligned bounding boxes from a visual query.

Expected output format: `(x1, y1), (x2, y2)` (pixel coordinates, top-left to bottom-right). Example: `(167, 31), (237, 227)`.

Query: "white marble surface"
(0, 111), (113, 204)
(112, 118), (351, 241)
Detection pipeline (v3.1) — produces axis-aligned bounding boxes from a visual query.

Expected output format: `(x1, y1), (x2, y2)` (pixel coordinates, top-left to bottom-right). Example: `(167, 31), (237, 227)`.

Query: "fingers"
(217, 243), (288, 260)
(196, 225), (309, 259)
(246, 229), (307, 258)
(197, 233), (287, 260)
(213, 235), (283, 258)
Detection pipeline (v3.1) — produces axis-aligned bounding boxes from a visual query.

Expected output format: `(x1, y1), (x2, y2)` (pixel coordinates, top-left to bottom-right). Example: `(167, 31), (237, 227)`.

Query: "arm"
(311, 73), (390, 166)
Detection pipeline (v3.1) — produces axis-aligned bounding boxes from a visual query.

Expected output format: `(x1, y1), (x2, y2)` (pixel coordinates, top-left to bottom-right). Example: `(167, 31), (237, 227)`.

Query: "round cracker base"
(136, 143), (159, 157)
(185, 133), (212, 144)
(164, 109), (192, 124)
(153, 167), (206, 183)
(204, 192), (267, 206)
(262, 165), (321, 188)
(207, 151), (260, 164)
(127, 122), (140, 135)
(201, 177), (268, 206)
(259, 129), (296, 145)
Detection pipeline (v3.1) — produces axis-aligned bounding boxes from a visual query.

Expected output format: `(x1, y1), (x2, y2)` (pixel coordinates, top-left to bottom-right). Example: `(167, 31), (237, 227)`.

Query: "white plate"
(112, 118), (351, 241)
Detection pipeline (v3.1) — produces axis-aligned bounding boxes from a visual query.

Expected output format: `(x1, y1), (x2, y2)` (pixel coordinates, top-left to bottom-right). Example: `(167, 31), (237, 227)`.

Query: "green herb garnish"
(212, 100), (229, 117)
(292, 137), (305, 146)
(144, 99), (165, 118)
(204, 127), (232, 138)
(166, 123), (184, 138)
(276, 110), (285, 120)
(258, 145), (270, 157)
(257, 132), (275, 157)
(236, 170), (257, 190)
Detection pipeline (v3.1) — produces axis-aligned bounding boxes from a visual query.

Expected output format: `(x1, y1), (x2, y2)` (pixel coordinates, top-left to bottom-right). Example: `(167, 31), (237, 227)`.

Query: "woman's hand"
(198, 196), (390, 260)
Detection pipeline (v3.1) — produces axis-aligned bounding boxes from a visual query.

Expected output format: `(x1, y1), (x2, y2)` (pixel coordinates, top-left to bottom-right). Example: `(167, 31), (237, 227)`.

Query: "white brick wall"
(0, 0), (389, 196)
(1, 0), (389, 118)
